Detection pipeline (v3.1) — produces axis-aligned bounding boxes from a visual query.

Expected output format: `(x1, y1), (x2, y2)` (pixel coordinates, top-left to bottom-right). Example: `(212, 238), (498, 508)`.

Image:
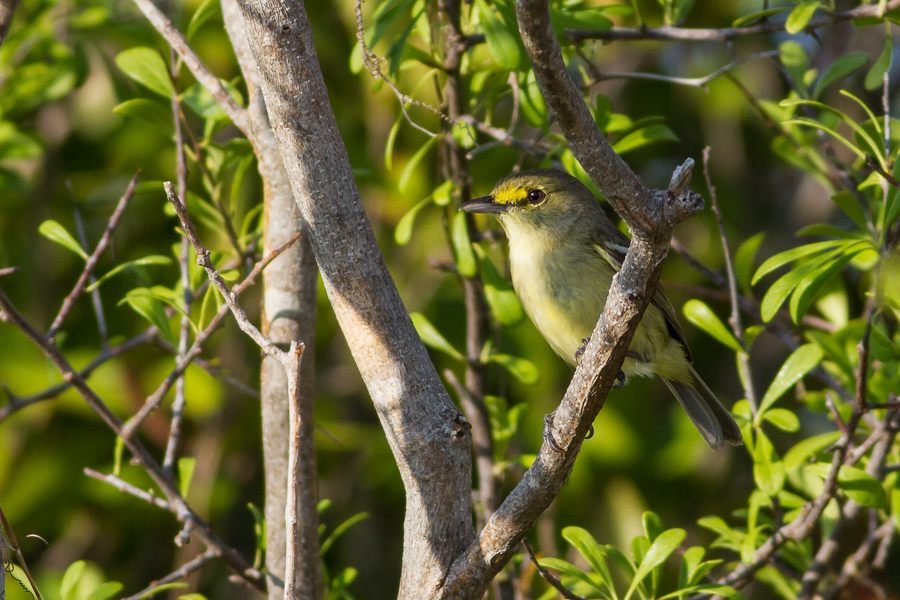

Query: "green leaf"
(758, 343), (824, 415)
(785, 1), (821, 35)
(120, 288), (175, 344)
(179, 595), (210, 600)
(395, 197), (431, 245)
(830, 192), (868, 229)
(753, 240), (846, 284)
(734, 232), (765, 292)
(410, 312), (464, 361)
(181, 81), (244, 122)
(61, 561), (86, 600)
(87, 255), (173, 291)
(384, 116), (402, 171)
(114, 98), (174, 133)
(837, 465), (886, 508)
(386, 12), (420, 79)
(398, 134), (439, 194)
(732, 6), (792, 26)
(813, 53), (869, 99)
(452, 211), (477, 277)
(624, 528), (686, 600)
(432, 180), (454, 206)
(477, 0), (520, 71)
(178, 457), (196, 498)
(753, 430), (785, 496)
(561, 527), (615, 590)
(866, 29), (892, 91)
(186, 0), (220, 40)
(788, 249), (866, 324)
(539, 557), (605, 595)
(683, 299), (743, 353)
(805, 329), (854, 383)
(869, 324), (898, 362)
(780, 41), (809, 88)
(611, 124), (678, 154)
(320, 511), (369, 555)
(39, 220), (88, 259)
(85, 581), (124, 600)
(485, 353), (539, 385)
(760, 408), (800, 432)
(477, 249), (523, 326)
(115, 47), (175, 98)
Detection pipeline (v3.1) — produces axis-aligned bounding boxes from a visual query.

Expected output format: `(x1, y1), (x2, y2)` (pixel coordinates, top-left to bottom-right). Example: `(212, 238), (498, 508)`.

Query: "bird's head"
(460, 169), (600, 241)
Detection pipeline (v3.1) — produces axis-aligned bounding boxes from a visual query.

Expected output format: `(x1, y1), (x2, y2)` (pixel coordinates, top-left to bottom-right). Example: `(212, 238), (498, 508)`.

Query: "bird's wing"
(591, 237), (693, 363)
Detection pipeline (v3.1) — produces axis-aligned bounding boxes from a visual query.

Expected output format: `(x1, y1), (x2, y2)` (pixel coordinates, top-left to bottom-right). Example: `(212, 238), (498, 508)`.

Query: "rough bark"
(222, 2), (321, 597)
(234, 1), (475, 597)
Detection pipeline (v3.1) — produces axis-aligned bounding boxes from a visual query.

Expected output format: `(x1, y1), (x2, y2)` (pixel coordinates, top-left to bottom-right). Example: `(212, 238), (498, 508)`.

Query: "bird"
(460, 168), (743, 450)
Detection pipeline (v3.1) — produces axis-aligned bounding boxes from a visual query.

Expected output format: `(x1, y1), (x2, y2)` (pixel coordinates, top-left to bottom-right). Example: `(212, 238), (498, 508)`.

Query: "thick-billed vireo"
(461, 169), (743, 450)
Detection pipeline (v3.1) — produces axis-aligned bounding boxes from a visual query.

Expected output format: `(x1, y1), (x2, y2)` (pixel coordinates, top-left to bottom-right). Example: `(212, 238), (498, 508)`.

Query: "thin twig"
(68, 182), (110, 350)
(121, 229), (301, 438)
(521, 539), (583, 600)
(124, 549), (220, 600)
(84, 468), (172, 511)
(47, 172), (140, 339)
(703, 147), (757, 413)
(0, 504), (44, 600)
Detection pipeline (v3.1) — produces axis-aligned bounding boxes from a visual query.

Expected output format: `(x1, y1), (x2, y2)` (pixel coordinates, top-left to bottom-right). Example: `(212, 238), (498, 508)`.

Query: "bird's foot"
(585, 425), (595, 440)
(613, 371), (626, 389)
(542, 412), (564, 453)
(574, 336), (591, 364)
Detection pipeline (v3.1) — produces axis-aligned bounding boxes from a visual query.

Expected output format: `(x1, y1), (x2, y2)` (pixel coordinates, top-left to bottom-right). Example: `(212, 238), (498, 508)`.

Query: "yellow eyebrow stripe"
(495, 188), (527, 204)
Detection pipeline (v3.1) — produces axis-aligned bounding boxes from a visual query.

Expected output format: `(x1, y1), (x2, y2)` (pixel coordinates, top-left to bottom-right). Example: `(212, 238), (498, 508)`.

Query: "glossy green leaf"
(732, 6), (792, 26)
(485, 353), (538, 385)
(39, 220), (88, 259)
(734, 232), (765, 291)
(760, 408), (800, 432)
(624, 528), (686, 600)
(61, 561), (87, 600)
(561, 526), (614, 589)
(642, 511), (663, 542)
(758, 343), (824, 415)
(398, 134), (439, 194)
(837, 465), (886, 508)
(115, 47), (175, 98)
(683, 299), (743, 353)
(452, 211), (477, 277)
(181, 81), (244, 122)
(785, 1), (821, 34)
(186, 0), (220, 40)
(394, 197), (431, 245)
(611, 124), (678, 154)
(538, 557), (605, 594)
(87, 255), (172, 291)
(830, 192), (868, 228)
(805, 329), (855, 382)
(477, 0), (520, 71)
(85, 582), (124, 600)
(753, 430), (785, 496)
(784, 431), (842, 470)
(477, 249), (524, 326)
(753, 240), (846, 284)
(410, 312), (463, 361)
(386, 11), (420, 79)
(120, 288), (175, 344)
(865, 29), (892, 91)
(788, 249), (865, 323)
(813, 52), (869, 99)
(114, 98), (174, 133)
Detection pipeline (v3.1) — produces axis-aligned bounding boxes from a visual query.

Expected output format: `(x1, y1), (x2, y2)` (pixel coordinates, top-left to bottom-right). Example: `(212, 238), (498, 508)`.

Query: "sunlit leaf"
(734, 232), (765, 292)
(611, 124), (678, 154)
(186, 0), (220, 40)
(683, 299), (743, 353)
(477, 0), (521, 71)
(398, 134), (440, 194)
(178, 457), (196, 498)
(114, 98), (174, 134)
(452, 211), (477, 277)
(395, 197), (431, 245)
(410, 312), (463, 361)
(87, 255), (172, 291)
(865, 28), (892, 91)
(624, 528), (686, 600)
(760, 408), (800, 432)
(753, 430), (785, 496)
(39, 220), (88, 259)
(85, 581), (124, 600)
(477, 249), (524, 326)
(785, 1), (821, 34)
(836, 465), (886, 508)
(61, 561), (87, 600)
(753, 240), (846, 284)
(757, 343), (824, 415)
(115, 47), (174, 98)
(485, 353), (538, 384)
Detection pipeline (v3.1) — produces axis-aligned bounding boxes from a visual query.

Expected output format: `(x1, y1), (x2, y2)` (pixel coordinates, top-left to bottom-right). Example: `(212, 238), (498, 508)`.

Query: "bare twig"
(130, 0), (252, 137)
(68, 182), (110, 350)
(121, 230), (301, 438)
(47, 172), (139, 339)
(1, 504), (44, 600)
(586, 50), (779, 90)
(703, 148), (757, 413)
(566, 0), (900, 42)
(521, 539), (583, 600)
(124, 549), (220, 600)
(84, 468), (172, 511)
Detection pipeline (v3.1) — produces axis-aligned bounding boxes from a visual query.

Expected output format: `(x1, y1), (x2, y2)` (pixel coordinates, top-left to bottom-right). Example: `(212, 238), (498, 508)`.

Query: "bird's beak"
(459, 195), (509, 214)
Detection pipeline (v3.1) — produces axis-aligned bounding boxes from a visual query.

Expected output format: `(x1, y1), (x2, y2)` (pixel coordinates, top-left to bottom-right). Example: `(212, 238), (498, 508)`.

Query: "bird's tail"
(662, 366), (743, 450)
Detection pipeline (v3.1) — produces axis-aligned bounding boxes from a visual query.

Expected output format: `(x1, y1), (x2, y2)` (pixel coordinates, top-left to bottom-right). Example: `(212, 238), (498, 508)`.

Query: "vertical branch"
(221, 0), (320, 596)
(702, 148), (757, 413)
(68, 183), (110, 350)
(164, 39), (193, 473)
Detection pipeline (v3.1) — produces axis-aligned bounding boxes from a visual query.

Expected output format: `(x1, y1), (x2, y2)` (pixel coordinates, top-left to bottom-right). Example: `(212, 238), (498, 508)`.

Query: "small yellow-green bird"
(461, 169), (743, 450)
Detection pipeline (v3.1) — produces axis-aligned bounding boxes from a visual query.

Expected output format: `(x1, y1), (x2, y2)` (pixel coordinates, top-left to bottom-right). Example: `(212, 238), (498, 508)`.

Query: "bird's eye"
(527, 189), (545, 205)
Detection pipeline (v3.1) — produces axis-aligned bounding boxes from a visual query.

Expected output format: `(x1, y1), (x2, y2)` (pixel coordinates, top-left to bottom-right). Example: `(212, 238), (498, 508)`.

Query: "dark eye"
(527, 189), (545, 204)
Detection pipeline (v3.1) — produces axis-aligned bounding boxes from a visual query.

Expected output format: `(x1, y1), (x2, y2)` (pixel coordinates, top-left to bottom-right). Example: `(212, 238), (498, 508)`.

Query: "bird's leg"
(613, 371), (626, 389)
(585, 425), (594, 439)
(574, 336), (591, 364)
(542, 412), (564, 453)
(626, 350), (649, 362)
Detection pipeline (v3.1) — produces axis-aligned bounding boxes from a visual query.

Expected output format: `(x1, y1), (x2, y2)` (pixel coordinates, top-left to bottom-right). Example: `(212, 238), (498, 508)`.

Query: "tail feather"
(662, 367), (743, 450)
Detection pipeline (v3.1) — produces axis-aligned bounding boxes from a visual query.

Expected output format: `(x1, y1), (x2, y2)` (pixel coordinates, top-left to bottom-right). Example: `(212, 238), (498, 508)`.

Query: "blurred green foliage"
(1, 0), (900, 598)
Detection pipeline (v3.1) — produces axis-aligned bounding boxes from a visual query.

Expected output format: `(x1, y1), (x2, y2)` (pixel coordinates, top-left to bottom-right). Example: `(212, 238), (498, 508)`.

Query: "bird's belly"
(510, 246), (677, 376)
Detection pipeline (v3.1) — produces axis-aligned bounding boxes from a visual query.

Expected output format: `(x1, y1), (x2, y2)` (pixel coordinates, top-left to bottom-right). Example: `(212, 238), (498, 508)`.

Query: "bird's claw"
(543, 413), (564, 453)
(574, 336), (591, 364)
(613, 371), (626, 389)
(585, 425), (594, 440)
